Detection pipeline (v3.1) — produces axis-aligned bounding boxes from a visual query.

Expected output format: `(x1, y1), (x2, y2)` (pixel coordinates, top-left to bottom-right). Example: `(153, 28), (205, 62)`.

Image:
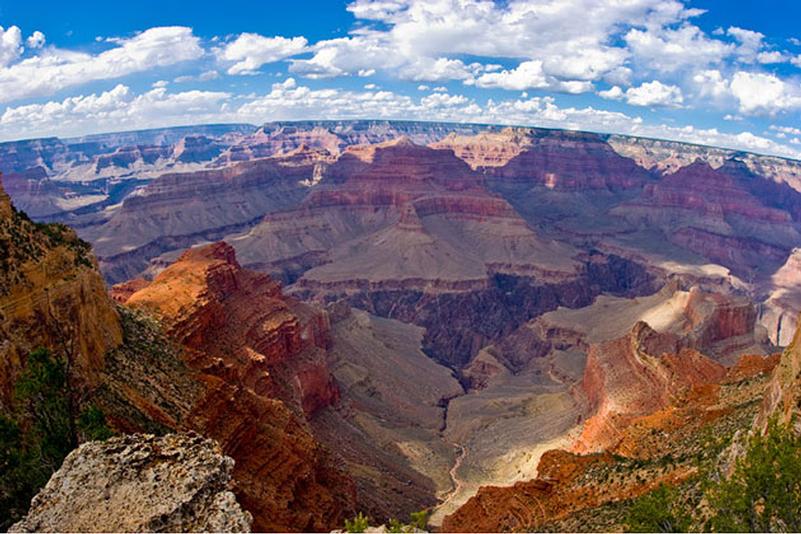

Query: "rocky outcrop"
(431, 128), (533, 168)
(85, 153), (315, 283)
(441, 449), (691, 532)
(575, 322), (726, 452)
(0, 174), (122, 407)
(121, 241), (337, 415)
(757, 315), (801, 432)
(9, 433), (251, 533)
(487, 130), (652, 191)
(343, 255), (655, 370)
(94, 144), (173, 172)
(106, 243), (354, 530)
(173, 135), (225, 163)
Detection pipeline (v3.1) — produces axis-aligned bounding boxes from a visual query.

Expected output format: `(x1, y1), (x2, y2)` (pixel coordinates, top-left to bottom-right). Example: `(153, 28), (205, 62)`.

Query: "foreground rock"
(10, 433), (252, 533)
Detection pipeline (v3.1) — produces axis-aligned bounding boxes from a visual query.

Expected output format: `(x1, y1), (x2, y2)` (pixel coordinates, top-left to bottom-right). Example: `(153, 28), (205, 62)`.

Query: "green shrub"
(388, 517), (405, 533)
(706, 418), (801, 532)
(624, 483), (690, 532)
(78, 405), (113, 441)
(409, 509), (430, 530)
(1, 348), (114, 528)
(344, 512), (370, 533)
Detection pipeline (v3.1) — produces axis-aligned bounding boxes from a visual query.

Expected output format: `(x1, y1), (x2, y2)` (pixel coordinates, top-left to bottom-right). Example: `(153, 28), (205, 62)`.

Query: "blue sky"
(1, 0), (801, 159)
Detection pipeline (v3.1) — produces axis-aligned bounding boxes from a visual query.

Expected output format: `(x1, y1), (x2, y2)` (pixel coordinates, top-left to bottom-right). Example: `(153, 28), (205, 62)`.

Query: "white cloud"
(398, 56), (477, 81)
(293, 0), (703, 89)
(0, 26), (203, 104)
(601, 80), (684, 107)
(218, 33), (307, 75)
(0, 26), (23, 67)
(0, 83), (230, 139)
(625, 23), (732, 73)
(290, 35), (401, 78)
(729, 71), (801, 114)
(727, 26), (765, 62)
(598, 86), (624, 100)
(2, 77), (800, 160)
(757, 51), (785, 64)
(420, 92), (467, 107)
(25, 31), (45, 49)
(771, 125), (801, 136)
(174, 70), (220, 83)
(473, 60), (549, 91)
(691, 69), (730, 100)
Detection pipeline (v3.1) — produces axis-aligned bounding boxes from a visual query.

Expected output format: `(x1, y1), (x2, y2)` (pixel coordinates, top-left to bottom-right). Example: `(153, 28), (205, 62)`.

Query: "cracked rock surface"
(10, 432), (252, 533)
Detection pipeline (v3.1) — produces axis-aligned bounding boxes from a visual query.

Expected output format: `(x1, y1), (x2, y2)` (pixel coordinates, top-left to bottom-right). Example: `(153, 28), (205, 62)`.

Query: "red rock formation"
(87, 153), (315, 283)
(94, 145), (173, 172)
(111, 242), (354, 530)
(670, 227), (789, 277)
(757, 317), (801, 431)
(0, 174), (122, 406)
(488, 130), (651, 191)
(630, 161), (791, 223)
(124, 241), (337, 416)
(431, 129), (533, 168)
(172, 135), (224, 163)
(109, 278), (150, 303)
(442, 449), (692, 532)
(575, 322), (726, 453)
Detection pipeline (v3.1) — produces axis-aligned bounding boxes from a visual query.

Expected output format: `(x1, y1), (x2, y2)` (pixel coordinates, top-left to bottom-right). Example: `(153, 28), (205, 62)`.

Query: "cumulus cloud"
(600, 80), (684, 107)
(0, 26), (203, 103)
(294, 0), (703, 88)
(217, 33), (307, 75)
(0, 83), (230, 139)
(729, 71), (801, 115)
(2, 77), (800, 160)
(0, 26), (23, 67)
(472, 60), (549, 91)
(727, 26), (765, 62)
(25, 30), (45, 49)
(625, 24), (732, 73)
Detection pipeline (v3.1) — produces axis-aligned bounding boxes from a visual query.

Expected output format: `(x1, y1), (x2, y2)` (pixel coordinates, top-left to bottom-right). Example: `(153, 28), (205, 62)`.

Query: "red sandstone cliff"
(0, 174), (122, 407)
(109, 242), (353, 530)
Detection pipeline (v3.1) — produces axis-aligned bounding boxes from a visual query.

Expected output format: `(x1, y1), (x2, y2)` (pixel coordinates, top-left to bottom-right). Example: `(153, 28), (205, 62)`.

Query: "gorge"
(1, 120), (800, 531)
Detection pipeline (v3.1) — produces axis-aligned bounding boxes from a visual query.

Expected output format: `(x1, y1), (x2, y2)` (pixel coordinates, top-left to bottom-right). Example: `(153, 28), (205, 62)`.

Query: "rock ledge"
(11, 432), (251, 533)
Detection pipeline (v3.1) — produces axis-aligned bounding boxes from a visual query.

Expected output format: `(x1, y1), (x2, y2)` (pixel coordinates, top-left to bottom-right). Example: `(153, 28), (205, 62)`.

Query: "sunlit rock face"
(0, 174), (122, 408)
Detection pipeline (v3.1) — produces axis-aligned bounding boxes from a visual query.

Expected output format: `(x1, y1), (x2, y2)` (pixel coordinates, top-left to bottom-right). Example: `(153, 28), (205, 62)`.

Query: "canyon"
(2, 120), (801, 531)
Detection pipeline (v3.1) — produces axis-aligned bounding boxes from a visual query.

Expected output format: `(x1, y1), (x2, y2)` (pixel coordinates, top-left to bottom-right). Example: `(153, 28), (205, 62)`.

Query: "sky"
(1, 0), (801, 159)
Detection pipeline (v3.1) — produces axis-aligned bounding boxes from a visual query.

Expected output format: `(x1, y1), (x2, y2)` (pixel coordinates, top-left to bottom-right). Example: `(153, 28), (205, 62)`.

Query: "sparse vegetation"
(344, 512), (370, 532)
(624, 483), (691, 532)
(409, 509), (430, 530)
(0, 348), (113, 529)
(706, 418), (801, 532)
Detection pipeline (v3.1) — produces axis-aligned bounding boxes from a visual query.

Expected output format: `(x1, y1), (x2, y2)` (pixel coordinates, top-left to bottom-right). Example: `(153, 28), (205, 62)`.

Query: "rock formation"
(10, 433), (252, 533)
(107, 242), (355, 531)
(0, 174), (122, 407)
(120, 241), (338, 416)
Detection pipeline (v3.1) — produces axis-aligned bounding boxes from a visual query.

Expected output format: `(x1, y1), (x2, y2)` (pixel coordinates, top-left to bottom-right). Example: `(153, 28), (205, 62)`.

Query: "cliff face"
(10, 433), (252, 533)
(757, 315), (801, 432)
(575, 322), (726, 453)
(83, 153), (316, 283)
(0, 174), (122, 406)
(107, 242), (353, 531)
(486, 130), (652, 191)
(120, 241), (338, 416)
